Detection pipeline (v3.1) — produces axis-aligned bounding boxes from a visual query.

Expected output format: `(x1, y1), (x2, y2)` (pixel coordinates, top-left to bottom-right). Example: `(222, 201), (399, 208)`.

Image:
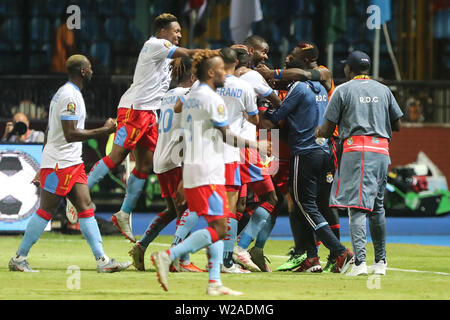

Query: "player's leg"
(151, 185), (242, 295)
(9, 188), (61, 272)
(346, 208), (369, 276)
(68, 183), (131, 273)
(368, 174), (388, 275)
(222, 188), (249, 273)
(234, 178), (277, 272)
(111, 110), (156, 241)
(291, 151), (353, 273)
(67, 108), (135, 222)
(86, 107), (134, 189)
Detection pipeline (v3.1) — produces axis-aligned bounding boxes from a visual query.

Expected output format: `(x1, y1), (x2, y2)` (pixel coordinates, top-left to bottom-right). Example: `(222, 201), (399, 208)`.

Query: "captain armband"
(308, 69), (322, 81)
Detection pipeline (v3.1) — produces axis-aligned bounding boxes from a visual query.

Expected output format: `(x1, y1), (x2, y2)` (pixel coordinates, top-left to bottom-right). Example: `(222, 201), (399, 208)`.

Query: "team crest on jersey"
(163, 41), (172, 48)
(347, 137), (353, 145)
(326, 172), (334, 184)
(67, 102), (76, 114)
(217, 104), (225, 116)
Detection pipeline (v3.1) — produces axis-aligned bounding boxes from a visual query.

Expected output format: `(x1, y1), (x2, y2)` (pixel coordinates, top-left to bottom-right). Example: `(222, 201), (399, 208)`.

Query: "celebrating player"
(70, 13), (203, 242)
(264, 51), (355, 274)
(9, 55), (131, 273)
(150, 50), (269, 296)
(128, 57), (202, 272)
(257, 42), (343, 272)
(231, 36), (281, 272)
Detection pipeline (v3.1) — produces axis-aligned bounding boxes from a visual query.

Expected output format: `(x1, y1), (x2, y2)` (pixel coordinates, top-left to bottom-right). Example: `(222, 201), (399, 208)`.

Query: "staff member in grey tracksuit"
(315, 51), (403, 276)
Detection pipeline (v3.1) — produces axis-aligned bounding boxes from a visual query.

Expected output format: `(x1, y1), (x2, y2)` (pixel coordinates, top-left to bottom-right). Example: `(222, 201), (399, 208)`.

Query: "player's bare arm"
(171, 47), (204, 59)
(315, 119), (337, 139)
(255, 64), (332, 92)
(31, 126), (49, 187)
(246, 113), (259, 126)
(391, 118), (402, 132)
(61, 117), (116, 143)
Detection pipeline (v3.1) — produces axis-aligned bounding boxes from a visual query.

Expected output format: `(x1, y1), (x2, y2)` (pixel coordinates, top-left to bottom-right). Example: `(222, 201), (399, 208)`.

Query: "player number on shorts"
(64, 174), (73, 187)
(129, 128), (141, 145)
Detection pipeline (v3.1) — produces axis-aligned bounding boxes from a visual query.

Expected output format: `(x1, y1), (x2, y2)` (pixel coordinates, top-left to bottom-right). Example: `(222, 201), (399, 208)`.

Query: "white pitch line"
(36, 240), (450, 276)
(268, 254), (450, 276)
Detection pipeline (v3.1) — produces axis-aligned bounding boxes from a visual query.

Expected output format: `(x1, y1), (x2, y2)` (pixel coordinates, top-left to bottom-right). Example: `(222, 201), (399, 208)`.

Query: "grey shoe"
(111, 210), (136, 243)
(9, 257), (39, 272)
(151, 251), (171, 291)
(129, 243), (146, 271)
(248, 246), (271, 272)
(97, 258), (132, 273)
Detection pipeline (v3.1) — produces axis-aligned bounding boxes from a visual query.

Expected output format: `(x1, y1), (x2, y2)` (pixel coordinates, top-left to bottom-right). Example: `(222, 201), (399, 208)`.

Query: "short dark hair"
(244, 35), (267, 48)
(219, 47), (237, 65)
(66, 54), (88, 77)
(154, 13), (178, 32)
(235, 48), (250, 68)
(297, 41), (319, 61)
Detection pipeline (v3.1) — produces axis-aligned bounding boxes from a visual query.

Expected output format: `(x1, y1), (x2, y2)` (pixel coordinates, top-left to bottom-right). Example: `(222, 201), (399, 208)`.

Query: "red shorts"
(184, 184), (231, 222)
(114, 107), (158, 152)
(239, 177), (275, 198)
(225, 162), (241, 192)
(156, 167), (182, 199)
(40, 163), (87, 196)
(273, 159), (290, 195)
(239, 148), (270, 184)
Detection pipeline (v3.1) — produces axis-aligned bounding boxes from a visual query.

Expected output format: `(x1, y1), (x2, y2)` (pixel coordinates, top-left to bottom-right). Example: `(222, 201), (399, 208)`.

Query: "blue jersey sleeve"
(266, 83), (303, 124)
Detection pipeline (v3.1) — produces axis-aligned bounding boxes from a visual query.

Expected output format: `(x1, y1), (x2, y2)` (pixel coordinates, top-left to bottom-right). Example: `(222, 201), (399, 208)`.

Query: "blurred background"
(0, 0), (449, 220)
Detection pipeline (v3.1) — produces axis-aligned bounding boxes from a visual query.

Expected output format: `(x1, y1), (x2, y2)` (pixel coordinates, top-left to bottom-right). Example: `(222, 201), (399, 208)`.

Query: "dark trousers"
(289, 149), (346, 258)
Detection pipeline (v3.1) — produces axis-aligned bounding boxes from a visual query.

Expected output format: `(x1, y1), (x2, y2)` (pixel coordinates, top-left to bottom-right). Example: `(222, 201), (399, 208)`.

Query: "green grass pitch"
(1, 233), (449, 300)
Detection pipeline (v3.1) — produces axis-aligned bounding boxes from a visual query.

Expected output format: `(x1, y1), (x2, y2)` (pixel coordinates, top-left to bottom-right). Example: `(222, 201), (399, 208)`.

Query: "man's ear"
(207, 67), (215, 79)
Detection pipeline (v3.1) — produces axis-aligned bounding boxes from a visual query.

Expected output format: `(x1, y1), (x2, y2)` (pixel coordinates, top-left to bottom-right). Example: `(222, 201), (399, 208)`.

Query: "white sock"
(14, 255), (27, 262)
(96, 255), (110, 266)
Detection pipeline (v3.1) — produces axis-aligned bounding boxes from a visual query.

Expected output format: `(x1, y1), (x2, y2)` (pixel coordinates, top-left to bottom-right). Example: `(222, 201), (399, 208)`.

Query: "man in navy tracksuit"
(264, 79), (354, 273)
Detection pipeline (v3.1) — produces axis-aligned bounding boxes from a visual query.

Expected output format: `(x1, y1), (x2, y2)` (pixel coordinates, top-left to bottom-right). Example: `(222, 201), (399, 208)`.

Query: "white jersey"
(216, 75), (257, 163)
(41, 82), (86, 169)
(181, 83), (228, 188)
(118, 36), (178, 111)
(239, 70), (272, 141)
(153, 87), (189, 174)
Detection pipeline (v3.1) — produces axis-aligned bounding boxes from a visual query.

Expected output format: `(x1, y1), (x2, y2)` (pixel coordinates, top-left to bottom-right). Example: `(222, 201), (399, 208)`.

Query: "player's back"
(153, 87), (189, 174)
(42, 82), (86, 169)
(118, 37), (177, 111)
(331, 78), (399, 140)
(181, 83), (228, 188)
(285, 80), (329, 155)
(216, 75), (257, 164)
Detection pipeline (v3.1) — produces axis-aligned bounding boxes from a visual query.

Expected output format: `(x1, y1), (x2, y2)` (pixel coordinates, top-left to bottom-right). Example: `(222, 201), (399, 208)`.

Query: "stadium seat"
(80, 16), (99, 41)
(104, 17), (126, 41)
(97, 0), (116, 16)
(0, 41), (10, 51)
(90, 41), (111, 68)
(128, 21), (145, 41)
(2, 18), (22, 44)
(30, 17), (50, 43)
(294, 17), (313, 42)
(121, 0), (136, 17)
(346, 17), (360, 43)
(220, 18), (233, 46)
(45, 0), (67, 17)
(0, 0), (19, 15)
